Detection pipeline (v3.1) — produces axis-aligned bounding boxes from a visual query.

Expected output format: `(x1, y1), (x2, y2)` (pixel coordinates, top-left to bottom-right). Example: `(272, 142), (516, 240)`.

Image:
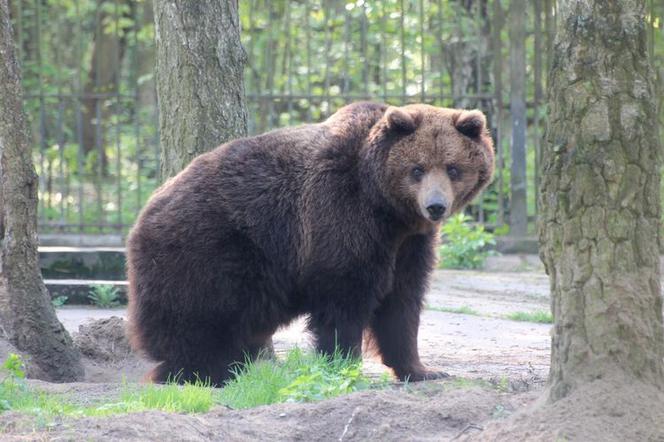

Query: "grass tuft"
(218, 347), (381, 409)
(426, 305), (481, 316)
(505, 310), (553, 324)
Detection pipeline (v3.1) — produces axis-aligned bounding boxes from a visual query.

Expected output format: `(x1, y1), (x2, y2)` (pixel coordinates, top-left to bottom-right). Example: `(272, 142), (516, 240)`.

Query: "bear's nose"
(426, 203), (446, 221)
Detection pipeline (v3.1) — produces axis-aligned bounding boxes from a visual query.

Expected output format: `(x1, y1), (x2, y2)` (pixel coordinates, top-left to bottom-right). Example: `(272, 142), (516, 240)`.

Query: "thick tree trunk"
(539, 0), (664, 402)
(0, 0), (83, 382)
(508, 0), (527, 236)
(154, 0), (248, 178)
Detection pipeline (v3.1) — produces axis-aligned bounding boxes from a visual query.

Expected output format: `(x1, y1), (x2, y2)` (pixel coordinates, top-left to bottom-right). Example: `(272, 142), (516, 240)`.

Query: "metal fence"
(9, 0), (664, 235)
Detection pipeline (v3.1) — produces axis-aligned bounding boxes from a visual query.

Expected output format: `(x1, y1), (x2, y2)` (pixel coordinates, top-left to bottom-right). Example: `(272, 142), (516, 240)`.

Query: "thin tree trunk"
(508, 0), (527, 236)
(154, 0), (248, 178)
(0, 0), (83, 382)
(81, 0), (131, 173)
(540, 0), (664, 402)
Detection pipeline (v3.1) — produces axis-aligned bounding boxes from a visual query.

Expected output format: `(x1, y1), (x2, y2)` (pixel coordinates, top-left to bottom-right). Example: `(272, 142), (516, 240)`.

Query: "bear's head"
(365, 104), (495, 228)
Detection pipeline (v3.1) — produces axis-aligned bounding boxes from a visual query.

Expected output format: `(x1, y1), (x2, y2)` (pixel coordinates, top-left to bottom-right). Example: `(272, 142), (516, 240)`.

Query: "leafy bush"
(439, 213), (496, 270)
(88, 285), (121, 308)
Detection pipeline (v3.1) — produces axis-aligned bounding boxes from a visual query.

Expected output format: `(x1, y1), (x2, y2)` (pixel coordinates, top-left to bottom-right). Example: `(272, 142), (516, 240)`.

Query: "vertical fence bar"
(305, 0), (312, 122)
(475, 1), (485, 223)
(534, 0), (543, 217)
(343, 3), (350, 96)
(76, 0), (85, 231)
(246, 0), (255, 132)
(16, 0), (23, 63)
(649, 0), (654, 60)
(266, 1), (275, 129)
(545, 0), (552, 75)
(54, 6), (66, 230)
(380, 1), (387, 102)
(400, 0), (407, 103)
(437, 0), (444, 103)
(323, 2), (331, 117)
(493, 0), (505, 227)
(361, 1), (369, 98)
(35, 0), (47, 224)
(114, 0), (122, 232)
(133, 0), (141, 221)
(419, 0), (425, 101)
(286, 2), (293, 121)
(95, 0), (104, 232)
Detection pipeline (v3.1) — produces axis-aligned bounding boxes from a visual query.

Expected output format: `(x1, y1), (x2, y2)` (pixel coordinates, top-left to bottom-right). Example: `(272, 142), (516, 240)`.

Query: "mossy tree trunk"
(153, 0), (248, 178)
(0, 0), (83, 382)
(539, 0), (664, 402)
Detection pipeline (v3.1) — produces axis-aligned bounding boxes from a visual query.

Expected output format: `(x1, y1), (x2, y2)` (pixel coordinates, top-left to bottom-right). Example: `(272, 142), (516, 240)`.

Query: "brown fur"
(126, 102), (494, 385)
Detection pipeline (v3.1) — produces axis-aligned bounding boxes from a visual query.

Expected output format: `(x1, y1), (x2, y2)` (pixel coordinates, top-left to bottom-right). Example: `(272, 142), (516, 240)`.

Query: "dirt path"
(52, 267), (551, 384)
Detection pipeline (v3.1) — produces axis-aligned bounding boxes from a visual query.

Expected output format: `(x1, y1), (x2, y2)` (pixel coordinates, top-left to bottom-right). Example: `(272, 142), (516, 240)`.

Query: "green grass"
(505, 310), (553, 324)
(426, 305), (481, 316)
(219, 347), (384, 409)
(0, 376), (215, 418)
(0, 349), (385, 419)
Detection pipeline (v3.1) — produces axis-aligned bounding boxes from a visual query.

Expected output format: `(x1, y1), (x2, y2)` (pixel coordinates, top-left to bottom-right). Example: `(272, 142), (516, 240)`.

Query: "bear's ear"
(454, 110), (487, 139)
(385, 106), (421, 135)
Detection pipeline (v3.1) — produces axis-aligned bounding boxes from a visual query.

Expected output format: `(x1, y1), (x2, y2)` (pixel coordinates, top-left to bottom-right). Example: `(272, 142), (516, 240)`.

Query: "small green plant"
(218, 348), (380, 409)
(87, 285), (121, 308)
(439, 213), (497, 270)
(0, 353), (27, 412)
(2, 353), (26, 380)
(426, 305), (480, 316)
(505, 310), (553, 324)
(51, 295), (68, 308)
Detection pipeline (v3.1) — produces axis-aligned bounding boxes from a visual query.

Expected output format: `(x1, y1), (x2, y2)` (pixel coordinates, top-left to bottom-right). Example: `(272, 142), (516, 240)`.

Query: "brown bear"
(126, 102), (494, 385)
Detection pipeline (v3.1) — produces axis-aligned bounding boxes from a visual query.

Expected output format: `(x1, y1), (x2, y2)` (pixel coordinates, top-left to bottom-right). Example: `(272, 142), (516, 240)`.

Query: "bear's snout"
(426, 201), (447, 221)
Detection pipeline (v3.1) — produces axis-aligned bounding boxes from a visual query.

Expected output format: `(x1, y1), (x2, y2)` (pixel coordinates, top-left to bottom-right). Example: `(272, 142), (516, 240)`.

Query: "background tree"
(508, 0), (527, 236)
(540, 0), (664, 401)
(0, 0), (83, 382)
(153, 0), (248, 178)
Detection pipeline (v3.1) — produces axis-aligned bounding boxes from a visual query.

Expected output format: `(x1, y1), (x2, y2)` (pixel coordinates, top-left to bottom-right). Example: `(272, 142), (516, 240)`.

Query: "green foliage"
(505, 310), (553, 324)
(0, 352), (214, 417)
(3, 354), (26, 380)
(51, 295), (68, 308)
(116, 380), (215, 414)
(87, 285), (121, 308)
(426, 305), (480, 316)
(439, 214), (497, 270)
(218, 348), (381, 409)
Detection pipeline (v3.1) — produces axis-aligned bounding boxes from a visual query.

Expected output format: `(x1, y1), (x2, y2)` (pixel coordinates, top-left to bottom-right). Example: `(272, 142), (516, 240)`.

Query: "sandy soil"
(51, 267), (552, 384)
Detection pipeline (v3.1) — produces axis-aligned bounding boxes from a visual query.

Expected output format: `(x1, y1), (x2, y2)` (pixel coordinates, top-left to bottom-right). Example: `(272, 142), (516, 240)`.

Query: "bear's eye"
(447, 165), (462, 181)
(411, 165), (425, 181)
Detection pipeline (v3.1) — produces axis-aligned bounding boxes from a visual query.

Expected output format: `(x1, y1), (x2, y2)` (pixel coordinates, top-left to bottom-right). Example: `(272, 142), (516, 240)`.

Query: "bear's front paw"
(398, 369), (449, 382)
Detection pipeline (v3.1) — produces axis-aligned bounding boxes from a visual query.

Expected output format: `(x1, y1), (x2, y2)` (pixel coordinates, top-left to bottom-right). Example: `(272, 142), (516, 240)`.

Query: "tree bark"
(0, 0), (83, 382)
(153, 0), (248, 179)
(540, 0), (664, 402)
(508, 0), (528, 236)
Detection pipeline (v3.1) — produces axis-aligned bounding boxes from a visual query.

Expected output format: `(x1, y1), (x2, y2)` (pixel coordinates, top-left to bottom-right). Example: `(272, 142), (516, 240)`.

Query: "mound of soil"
(1, 382), (535, 441)
(72, 316), (132, 362)
(469, 371), (664, 441)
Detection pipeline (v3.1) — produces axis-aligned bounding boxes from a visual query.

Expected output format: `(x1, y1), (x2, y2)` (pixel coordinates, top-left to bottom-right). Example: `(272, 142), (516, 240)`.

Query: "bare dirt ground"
(5, 257), (660, 441)
(51, 260), (552, 385)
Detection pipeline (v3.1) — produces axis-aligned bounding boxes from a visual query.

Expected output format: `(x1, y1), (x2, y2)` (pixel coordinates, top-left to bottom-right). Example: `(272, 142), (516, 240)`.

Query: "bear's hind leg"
(147, 332), (276, 386)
